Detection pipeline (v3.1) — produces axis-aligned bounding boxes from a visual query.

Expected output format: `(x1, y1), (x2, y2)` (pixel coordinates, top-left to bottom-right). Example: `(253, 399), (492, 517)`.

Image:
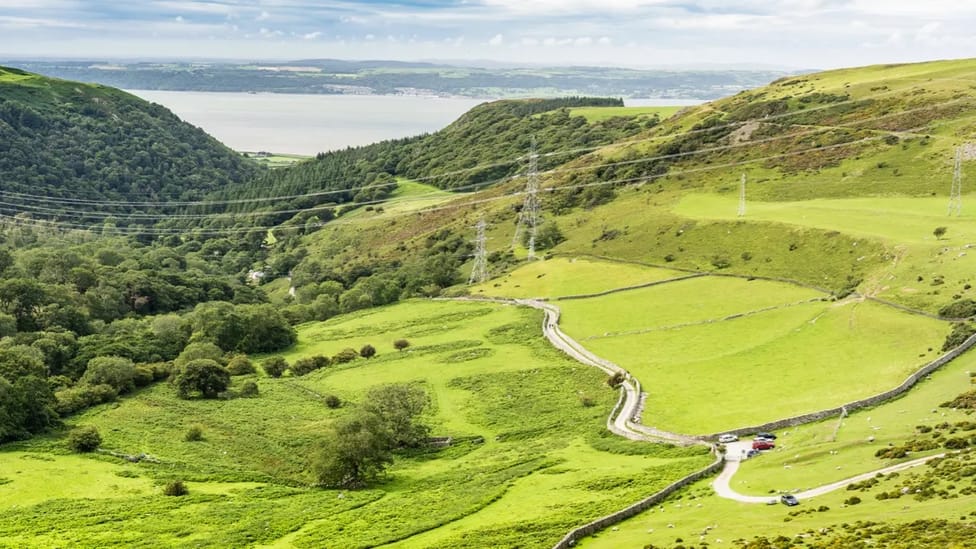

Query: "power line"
(6, 99), (968, 226)
(0, 83), (967, 212)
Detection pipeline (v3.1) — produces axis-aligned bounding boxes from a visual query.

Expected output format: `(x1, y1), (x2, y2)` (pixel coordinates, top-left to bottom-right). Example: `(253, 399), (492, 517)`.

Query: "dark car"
(781, 494), (799, 506)
(752, 440), (775, 450)
(746, 449), (761, 458)
(757, 432), (777, 440)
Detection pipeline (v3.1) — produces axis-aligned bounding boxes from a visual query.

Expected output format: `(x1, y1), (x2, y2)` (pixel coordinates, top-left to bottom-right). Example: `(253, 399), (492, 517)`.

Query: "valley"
(3, 57), (976, 549)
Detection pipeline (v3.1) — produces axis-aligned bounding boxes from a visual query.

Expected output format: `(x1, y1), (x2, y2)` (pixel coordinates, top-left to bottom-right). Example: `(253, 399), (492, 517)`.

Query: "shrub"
(262, 356), (288, 378)
(360, 344), (377, 359)
(325, 394), (341, 408)
(239, 380), (259, 398)
(80, 356), (137, 394)
(163, 480), (189, 496)
(291, 356), (329, 376)
(68, 425), (102, 453)
(173, 359), (230, 399)
(844, 496), (862, 505)
(393, 339), (410, 352)
(942, 323), (976, 352)
(54, 384), (118, 415)
(226, 355), (256, 376)
(333, 348), (359, 364)
(607, 372), (626, 388)
(184, 425), (204, 442)
(944, 437), (971, 450)
(133, 365), (155, 387)
(579, 392), (596, 407)
(940, 300), (976, 319)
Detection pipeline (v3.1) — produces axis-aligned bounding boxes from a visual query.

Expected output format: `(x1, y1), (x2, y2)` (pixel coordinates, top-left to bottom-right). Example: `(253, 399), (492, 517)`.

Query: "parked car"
(781, 494), (799, 506)
(757, 432), (777, 440)
(718, 434), (738, 443)
(752, 440), (775, 450)
(746, 449), (761, 458)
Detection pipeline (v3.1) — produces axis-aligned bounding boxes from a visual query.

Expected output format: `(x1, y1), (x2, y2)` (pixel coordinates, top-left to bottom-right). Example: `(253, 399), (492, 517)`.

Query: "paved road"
(712, 449), (946, 503)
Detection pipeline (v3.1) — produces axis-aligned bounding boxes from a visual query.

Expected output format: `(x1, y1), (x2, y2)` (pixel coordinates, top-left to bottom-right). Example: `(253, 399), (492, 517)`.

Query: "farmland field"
(0, 299), (711, 548)
(558, 278), (947, 433)
(471, 256), (686, 299)
(580, 342), (976, 549)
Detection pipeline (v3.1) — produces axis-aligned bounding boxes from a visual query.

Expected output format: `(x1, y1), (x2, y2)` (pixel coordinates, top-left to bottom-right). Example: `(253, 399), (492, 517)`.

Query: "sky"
(0, 0), (973, 69)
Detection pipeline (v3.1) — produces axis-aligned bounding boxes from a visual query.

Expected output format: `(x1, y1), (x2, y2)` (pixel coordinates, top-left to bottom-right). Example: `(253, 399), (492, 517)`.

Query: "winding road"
(713, 446), (946, 503)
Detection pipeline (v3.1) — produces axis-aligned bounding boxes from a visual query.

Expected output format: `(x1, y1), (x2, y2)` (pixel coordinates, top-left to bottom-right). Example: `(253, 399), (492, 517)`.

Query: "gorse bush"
(226, 355), (256, 376)
(163, 480), (189, 497)
(262, 356), (288, 378)
(68, 425), (101, 453)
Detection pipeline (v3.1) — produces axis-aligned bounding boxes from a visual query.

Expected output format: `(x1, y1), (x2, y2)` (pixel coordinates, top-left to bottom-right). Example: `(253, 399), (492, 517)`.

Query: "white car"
(718, 434), (738, 443)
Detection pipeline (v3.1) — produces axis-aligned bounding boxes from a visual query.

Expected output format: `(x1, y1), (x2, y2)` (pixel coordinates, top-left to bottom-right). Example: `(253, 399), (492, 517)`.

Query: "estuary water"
(128, 90), (703, 156)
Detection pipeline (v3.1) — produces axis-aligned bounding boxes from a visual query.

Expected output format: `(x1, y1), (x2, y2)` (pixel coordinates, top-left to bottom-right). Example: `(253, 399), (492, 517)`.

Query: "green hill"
(0, 66), (259, 213)
(4, 58), (976, 549)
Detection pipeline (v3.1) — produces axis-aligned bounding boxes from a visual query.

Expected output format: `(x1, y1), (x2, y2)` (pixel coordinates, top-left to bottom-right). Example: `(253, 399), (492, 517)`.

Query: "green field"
(556, 276), (947, 433)
(579, 343), (976, 549)
(471, 256), (685, 299)
(569, 105), (684, 123)
(243, 152), (309, 168)
(674, 193), (976, 313)
(0, 299), (710, 548)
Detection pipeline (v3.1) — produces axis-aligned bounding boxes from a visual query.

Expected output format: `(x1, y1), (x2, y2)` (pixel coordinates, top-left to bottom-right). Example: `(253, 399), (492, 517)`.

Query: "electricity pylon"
(468, 218), (489, 284)
(512, 138), (541, 259)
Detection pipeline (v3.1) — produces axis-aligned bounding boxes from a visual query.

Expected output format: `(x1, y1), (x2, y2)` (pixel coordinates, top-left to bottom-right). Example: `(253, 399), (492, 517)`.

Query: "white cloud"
(303, 31), (321, 39)
(574, 36), (592, 46)
(598, 36), (611, 45)
(256, 10), (271, 21)
(488, 33), (503, 46)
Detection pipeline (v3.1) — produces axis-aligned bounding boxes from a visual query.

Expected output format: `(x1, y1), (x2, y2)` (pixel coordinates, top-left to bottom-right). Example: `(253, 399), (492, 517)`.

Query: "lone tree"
(173, 359), (230, 399)
(934, 226), (948, 240)
(393, 339), (410, 352)
(359, 344), (376, 359)
(311, 383), (430, 488)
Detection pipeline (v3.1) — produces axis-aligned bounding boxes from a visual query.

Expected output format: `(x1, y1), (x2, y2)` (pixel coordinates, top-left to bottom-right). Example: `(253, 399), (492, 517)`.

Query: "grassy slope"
(569, 105), (683, 123)
(0, 299), (710, 548)
(580, 348), (976, 549)
(487, 258), (948, 434)
(471, 256), (685, 298)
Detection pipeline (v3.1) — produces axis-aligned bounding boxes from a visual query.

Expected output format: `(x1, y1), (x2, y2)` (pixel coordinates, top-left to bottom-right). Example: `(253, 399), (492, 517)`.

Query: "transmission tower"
(737, 173), (747, 217)
(512, 138), (542, 259)
(468, 218), (489, 284)
(948, 147), (963, 217)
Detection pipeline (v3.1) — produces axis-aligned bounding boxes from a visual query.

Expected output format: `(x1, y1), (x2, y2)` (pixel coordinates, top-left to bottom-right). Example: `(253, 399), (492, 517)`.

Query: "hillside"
(5, 58), (976, 549)
(0, 66), (259, 216)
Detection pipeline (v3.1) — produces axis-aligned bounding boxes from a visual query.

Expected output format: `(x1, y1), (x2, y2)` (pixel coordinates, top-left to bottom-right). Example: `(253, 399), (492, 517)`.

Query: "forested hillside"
(0, 66), (258, 213)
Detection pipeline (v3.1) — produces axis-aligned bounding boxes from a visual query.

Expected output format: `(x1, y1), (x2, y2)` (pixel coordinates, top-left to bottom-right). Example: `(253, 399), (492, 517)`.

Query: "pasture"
(569, 105), (684, 123)
(471, 256), (685, 299)
(0, 299), (711, 548)
(580, 342), (976, 549)
(556, 277), (947, 434)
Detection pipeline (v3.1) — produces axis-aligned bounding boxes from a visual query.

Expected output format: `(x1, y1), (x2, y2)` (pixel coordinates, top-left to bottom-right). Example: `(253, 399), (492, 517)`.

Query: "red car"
(752, 440), (775, 450)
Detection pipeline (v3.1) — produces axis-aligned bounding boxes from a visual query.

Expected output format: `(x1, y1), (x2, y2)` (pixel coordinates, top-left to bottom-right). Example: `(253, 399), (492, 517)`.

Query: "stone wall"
(552, 453), (725, 549)
(700, 331), (976, 440)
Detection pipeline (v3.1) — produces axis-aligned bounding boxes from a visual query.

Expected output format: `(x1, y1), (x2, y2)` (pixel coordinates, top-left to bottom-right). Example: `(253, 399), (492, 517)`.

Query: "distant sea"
(128, 90), (703, 156)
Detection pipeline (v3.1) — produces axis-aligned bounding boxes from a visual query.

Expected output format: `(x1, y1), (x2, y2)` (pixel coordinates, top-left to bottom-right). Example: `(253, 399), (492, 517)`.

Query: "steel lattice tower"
(512, 138), (541, 259)
(948, 147), (963, 217)
(737, 173), (747, 217)
(468, 218), (489, 284)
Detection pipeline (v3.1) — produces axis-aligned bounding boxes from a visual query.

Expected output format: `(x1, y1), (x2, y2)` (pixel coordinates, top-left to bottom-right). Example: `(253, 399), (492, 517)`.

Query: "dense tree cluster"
(0, 67), (258, 215)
